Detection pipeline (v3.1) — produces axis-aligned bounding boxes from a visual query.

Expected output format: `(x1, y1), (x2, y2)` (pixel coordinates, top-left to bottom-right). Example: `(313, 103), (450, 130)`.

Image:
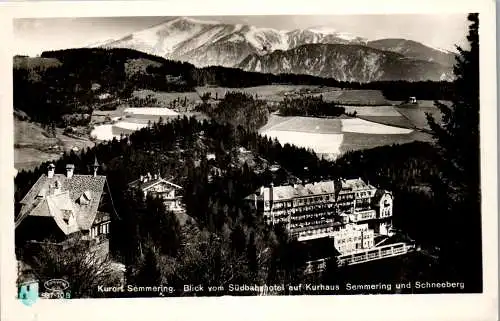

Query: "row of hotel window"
(265, 205), (336, 215)
(264, 196), (372, 209)
(354, 191), (374, 198)
(269, 216), (335, 225)
(264, 195), (335, 208)
(262, 192), (378, 208)
(89, 223), (110, 238)
(335, 235), (372, 244)
(297, 226), (336, 236)
(290, 219), (335, 229)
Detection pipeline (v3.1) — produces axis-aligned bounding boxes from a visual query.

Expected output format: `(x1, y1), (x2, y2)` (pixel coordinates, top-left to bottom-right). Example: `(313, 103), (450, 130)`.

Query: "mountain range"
(94, 17), (457, 82)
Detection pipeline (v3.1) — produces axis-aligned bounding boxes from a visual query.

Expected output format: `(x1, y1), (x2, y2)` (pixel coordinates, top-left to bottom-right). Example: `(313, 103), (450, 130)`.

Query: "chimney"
(47, 163), (55, 179)
(140, 175), (144, 182)
(92, 157), (100, 177)
(147, 172), (152, 180)
(54, 180), (61, 194)
(66, 164), (75, 179)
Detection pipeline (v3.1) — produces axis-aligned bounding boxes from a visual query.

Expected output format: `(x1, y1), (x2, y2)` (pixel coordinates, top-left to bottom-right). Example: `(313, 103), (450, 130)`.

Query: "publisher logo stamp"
(41, 279), (72, 299)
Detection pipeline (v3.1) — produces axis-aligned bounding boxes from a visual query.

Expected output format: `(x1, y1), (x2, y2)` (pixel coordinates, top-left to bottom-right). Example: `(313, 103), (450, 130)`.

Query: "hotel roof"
(249, 181), (336, 201)
(341, 178), (375, 191)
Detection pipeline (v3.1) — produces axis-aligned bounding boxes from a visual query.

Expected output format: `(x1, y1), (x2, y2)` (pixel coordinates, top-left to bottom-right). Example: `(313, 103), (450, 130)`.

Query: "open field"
(124, 107), (179, 116)
(196, 85), (341, 102)
(261, 130), (344, 155)
(136, 86), (405, 107)
(343, 106), (401, 116)
(259, 116), (342, 134)
(132, 89), (201, 105)
(344, 104), (444, 130)
(196, 86), (394, 106)
(317, 89), (391, 105)
(16, 86), (446, 171)
(396, 106), (443, 130)
(340, 131), (433, 154)
(14, 118), (95, 171)
(15, 148), (62, 171)
(356, 115), (414, 129)
(91, 107), (182, 141)
(259, 114), (429, 160)
(341, 118), (413, 134)
(15, 118), (59, 147)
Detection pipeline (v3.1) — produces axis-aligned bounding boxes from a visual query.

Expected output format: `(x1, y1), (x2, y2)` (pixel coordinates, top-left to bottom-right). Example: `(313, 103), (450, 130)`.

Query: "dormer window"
(62, 210), (72, 223)
(79, 190), (92, 205)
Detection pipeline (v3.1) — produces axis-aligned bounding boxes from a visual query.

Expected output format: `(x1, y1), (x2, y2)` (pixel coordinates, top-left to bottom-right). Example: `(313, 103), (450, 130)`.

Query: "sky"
(13, 14), (470, 56)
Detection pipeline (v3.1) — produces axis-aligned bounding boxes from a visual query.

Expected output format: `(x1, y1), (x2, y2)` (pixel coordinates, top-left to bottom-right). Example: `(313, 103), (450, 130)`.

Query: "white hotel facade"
(246, 178), (395, 257)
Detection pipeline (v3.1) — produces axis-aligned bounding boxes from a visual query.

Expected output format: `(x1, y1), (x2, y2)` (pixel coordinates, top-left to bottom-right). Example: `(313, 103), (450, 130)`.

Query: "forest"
(277, 95), (347, 117)
(195, 92), (270, 132)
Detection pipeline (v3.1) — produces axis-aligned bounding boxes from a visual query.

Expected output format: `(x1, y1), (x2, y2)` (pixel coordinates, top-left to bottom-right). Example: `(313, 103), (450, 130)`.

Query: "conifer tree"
(427, 13), (479, 204)
(426, 13), (481, 290)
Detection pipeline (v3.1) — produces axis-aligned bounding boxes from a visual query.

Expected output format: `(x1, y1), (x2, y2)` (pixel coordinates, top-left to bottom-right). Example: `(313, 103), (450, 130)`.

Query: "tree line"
(277, 95), (347, 117)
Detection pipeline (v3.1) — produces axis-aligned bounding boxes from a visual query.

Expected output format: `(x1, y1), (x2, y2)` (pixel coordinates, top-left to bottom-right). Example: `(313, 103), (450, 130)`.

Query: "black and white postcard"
(1, 0), (497, 320)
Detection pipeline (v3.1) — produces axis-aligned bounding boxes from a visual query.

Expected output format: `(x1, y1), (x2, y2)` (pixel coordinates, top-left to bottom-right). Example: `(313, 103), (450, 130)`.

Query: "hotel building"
(245, 178), (394, 255)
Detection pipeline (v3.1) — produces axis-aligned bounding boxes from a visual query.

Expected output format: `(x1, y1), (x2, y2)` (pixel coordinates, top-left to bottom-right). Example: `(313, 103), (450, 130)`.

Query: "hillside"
(96, 17), (456, 82)
(98, 17), (368, 68)
(367, 38), (457, 67)
(14, 115), (95, 171)
(238, 44), (453, 82)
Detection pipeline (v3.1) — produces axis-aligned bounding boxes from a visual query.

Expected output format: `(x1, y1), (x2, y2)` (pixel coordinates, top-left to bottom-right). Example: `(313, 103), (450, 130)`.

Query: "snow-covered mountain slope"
(237, 44), (454, 82)
(94, 17), (455, 81)
(97, 17), (368, 67)
(367, 38), (457, 67)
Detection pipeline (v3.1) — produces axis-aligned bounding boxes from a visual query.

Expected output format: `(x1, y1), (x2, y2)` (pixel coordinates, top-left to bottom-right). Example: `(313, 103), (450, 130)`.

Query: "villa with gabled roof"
(15, 159), (115, 256)
(128, 171), (183, 212)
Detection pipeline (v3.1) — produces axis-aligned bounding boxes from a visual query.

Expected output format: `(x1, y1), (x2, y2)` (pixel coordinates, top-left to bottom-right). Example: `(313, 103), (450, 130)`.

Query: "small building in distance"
(128, 172), (183, 212)
(15, 160), (114, 257)
(408, 96), (418, 104)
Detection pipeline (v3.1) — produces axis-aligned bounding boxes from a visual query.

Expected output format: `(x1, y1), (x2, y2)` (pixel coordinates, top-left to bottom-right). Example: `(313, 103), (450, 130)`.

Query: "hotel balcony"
(304, 242), (416, 273)
(350, 209), (377, 222)
(291, 222), (343, 241)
